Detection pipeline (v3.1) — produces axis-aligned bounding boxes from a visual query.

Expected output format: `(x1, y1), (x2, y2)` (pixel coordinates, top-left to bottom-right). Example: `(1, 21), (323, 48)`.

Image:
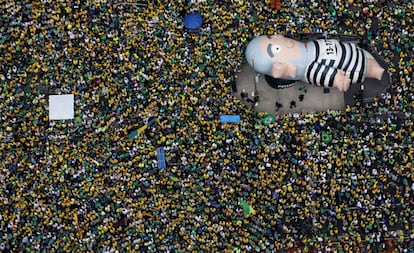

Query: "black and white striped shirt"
(304, 39), (367, 87)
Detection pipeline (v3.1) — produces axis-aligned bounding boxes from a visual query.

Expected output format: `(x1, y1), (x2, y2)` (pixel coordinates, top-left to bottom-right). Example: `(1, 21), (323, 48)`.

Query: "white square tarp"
(49, 94), (74, 120)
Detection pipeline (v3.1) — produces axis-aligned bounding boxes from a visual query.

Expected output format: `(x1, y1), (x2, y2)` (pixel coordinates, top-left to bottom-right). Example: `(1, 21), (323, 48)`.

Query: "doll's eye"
(273, 44), (282, 54)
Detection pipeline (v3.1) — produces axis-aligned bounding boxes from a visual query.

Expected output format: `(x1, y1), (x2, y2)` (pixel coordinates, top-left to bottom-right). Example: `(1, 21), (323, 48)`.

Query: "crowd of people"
(0, 0), (413, 252)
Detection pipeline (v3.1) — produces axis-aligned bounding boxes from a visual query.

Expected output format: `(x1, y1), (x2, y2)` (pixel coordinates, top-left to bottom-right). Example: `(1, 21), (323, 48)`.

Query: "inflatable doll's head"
(245, 36), (274, 75)
(245, 35), (301, 79)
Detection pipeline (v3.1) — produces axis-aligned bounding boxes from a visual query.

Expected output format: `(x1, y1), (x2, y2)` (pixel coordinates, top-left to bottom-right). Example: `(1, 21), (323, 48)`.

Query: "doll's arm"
(305, 61), (351, 92)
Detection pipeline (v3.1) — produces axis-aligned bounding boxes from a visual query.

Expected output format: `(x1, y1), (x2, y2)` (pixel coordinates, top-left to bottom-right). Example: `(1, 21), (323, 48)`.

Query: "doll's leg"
(365, 52), (385, 80)
(366, 58), (385, 80)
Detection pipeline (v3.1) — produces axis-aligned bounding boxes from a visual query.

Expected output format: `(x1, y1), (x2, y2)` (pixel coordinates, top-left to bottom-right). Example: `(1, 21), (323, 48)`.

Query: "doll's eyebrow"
(267, 44), (274, 58)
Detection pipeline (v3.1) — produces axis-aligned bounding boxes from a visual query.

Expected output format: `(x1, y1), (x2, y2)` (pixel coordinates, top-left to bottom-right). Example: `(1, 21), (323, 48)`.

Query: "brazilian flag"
(75, 116), (82, 125)
(238, 198), (256, 217)
(261, 114), (275, 126)
(147, 117), (158, 127)
(321, 131), (332, 144)
(169, 175), (179, 182)
(128, 117), (158, 139)
(128, 130), (138, 139)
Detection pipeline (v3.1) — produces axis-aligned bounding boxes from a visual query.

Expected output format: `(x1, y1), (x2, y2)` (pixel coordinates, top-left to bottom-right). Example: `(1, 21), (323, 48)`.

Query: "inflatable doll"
(245, 35), (385, 92)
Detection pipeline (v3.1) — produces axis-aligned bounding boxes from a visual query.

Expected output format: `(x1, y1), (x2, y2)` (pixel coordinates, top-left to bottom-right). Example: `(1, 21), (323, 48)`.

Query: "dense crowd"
(0, 0), (413, 252)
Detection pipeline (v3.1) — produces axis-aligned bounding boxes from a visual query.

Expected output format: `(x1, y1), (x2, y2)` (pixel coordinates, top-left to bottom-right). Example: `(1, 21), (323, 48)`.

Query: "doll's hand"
(333, 70), (351, 92)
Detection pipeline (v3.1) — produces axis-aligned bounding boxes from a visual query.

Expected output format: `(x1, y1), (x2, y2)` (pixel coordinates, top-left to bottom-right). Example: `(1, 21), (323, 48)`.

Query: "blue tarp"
(220, 115), (241, 123)
(183, 13), (203, 30)
(157, 147), (166, 170)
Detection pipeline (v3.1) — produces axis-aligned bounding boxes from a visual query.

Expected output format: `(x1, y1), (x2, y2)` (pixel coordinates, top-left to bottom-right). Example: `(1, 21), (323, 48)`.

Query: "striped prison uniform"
(304, 39), (368, 88)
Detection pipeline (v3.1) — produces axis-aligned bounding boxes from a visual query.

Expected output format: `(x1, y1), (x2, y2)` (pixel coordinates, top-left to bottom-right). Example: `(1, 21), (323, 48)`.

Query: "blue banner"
(157, 147), (166, 170)
(220, 115), (241, 123)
